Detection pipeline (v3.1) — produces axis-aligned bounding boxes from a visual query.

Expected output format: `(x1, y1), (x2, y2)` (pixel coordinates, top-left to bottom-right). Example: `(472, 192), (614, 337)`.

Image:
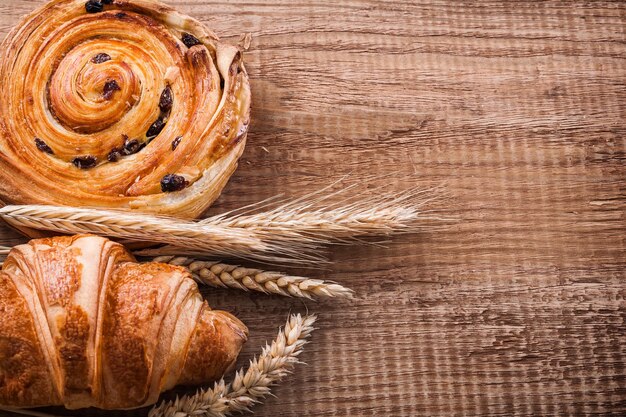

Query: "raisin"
(34, 138), (54, 155)
(73, 156), (97, 169)
(171, 136), (182, 151)
(181, 33), (201, 48)
(159, 85), (173, 113)
(123, 138), (141, 155)
(85, 1), (103, 13)
(91, 53), (111, 64)
(103, 80), (121, 100)
(107, 149), (122, 162)
(146, 118), (166, 138)
(220, 78), (225, 91)
(161, 174), (189, 192)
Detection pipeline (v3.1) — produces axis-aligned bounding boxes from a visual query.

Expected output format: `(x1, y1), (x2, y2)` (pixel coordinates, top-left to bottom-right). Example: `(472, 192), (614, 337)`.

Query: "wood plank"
(0, 1), (624, 416)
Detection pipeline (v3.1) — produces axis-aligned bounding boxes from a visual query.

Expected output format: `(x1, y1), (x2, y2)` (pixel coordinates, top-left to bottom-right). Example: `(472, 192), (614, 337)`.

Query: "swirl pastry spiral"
(0, 234), (248, 409)
(0, 0), (251, 218)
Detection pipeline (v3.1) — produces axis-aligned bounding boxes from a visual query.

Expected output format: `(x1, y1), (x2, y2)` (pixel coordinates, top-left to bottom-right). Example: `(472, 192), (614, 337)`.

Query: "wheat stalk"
(0, 184), (441, 265)
(155, 256), (354, 299)
(0, 205), (321, 265)
(150, 313), (317, 417)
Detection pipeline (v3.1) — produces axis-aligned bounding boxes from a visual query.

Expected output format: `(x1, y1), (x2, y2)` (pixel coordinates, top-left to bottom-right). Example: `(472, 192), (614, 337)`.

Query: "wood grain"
(0, 1), (624, 416)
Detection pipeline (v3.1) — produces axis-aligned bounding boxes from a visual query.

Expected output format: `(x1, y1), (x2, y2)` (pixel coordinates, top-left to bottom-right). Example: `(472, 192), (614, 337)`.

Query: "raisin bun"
(0, 0), (251, 219)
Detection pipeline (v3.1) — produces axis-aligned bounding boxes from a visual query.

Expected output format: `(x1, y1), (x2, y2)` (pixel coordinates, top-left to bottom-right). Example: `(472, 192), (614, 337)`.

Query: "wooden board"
(0, 1), (625, 416)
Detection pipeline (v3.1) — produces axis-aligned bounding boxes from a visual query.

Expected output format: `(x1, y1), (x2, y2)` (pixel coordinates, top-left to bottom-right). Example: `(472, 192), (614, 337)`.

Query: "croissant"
(0, 234), (248, 410)
(0, 0), (251, 219)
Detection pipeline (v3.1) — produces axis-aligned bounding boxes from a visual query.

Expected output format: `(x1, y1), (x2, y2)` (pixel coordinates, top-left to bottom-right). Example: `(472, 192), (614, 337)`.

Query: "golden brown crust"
(179, 307), (249, 386)
(0, 0), (251, 220)
(0, 235), (247, 410)
(33, 238), (83, 307)
(100, 262), (185, 408)
(0, 272), (59, 407)
(32, 239), (90, 399)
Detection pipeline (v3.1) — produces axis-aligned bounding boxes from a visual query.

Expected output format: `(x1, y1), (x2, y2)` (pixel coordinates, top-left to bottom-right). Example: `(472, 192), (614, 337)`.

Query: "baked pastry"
(0, 234), (248, 409)
(0, 0), (251, 218)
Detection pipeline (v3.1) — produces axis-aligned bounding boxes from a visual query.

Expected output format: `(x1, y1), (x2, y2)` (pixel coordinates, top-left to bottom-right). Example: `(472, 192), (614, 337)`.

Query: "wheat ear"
(155, 256), (354, 299)
(201, 184), (442, 239)
(138, 185), (441, 258)
(0, 185), (441, 264)
(0, 205), (321, 265)
(150, 314), (317, 417)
